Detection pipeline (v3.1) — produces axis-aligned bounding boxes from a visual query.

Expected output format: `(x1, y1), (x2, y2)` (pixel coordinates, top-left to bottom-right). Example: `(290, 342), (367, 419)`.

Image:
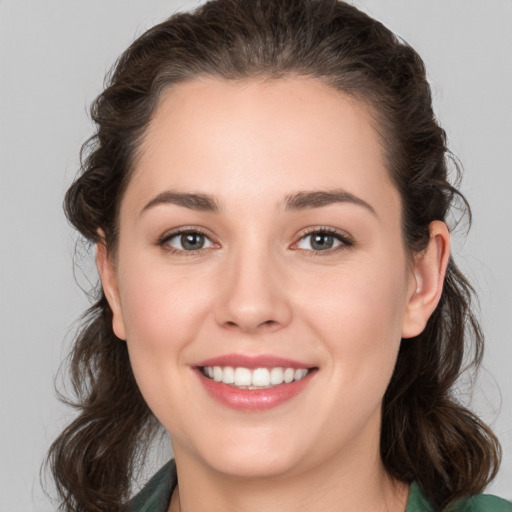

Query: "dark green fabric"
(405, 482), (436, 512)
(128, 460), (511, 512)
(405, 482), (511, 512)
(127, 461), (176, 512)
(443, 492), (512, 512)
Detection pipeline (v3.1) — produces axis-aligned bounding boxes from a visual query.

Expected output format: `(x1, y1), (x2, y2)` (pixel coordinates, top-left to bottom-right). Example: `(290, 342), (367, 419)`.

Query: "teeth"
(234, 367), (252, 386)
(295, 368), (308, 381)
(222, 366), (235, 384)
(251, 368), (270, 386)
(213, 366), (223, 382)
(270, 367), (284, 385)
(283, 368), (295, 383)
(202, 366), (310, 388)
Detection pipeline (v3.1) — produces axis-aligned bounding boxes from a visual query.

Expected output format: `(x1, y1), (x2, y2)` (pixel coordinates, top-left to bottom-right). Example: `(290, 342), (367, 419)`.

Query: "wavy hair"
(47, 0), (501, 510)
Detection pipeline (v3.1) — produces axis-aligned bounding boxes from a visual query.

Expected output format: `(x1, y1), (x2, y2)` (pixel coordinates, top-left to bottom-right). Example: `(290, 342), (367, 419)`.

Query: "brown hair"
(47, 0), (501, 510)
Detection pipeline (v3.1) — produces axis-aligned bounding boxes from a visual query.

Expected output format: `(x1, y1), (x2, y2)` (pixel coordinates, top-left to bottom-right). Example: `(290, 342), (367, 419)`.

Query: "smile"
(201, 366), (310, 389)
(194, 354), (317, 411)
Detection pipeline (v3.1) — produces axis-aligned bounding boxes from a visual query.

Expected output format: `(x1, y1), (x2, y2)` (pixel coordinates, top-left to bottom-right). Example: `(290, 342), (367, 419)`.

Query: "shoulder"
(126, 460), (177, 512)
(446, 494), (512, 512)
(407, 482), (511, 512)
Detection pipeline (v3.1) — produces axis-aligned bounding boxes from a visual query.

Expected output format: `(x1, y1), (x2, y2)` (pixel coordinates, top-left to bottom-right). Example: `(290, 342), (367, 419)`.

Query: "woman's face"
(101, 77), (423, 479)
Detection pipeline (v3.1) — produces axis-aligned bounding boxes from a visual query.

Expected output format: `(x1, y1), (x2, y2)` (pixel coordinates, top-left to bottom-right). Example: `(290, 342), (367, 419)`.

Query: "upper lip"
(194, 354), (315, 369)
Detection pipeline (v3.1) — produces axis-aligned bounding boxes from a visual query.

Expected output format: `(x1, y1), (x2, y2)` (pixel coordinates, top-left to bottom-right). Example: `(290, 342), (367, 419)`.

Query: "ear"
(96, 231), (127, 340)
(401, 220), (451, 339)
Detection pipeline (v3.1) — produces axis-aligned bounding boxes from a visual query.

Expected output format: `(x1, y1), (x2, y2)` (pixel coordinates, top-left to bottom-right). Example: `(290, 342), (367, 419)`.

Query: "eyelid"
(156, 225), (354, 256)
(291, 226), (354, 253)
(158, 226), (219, 255)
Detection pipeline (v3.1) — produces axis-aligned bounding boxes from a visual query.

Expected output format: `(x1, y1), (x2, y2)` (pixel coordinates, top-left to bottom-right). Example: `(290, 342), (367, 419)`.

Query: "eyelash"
(158, 227), (215, 257)
(294, 227), (354, 256)
(158, 227), (354, 256)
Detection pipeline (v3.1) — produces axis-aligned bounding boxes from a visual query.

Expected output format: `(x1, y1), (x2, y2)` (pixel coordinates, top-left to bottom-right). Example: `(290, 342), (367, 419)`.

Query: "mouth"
(199, 365), (312, 390)
(193, 355), (318, 411)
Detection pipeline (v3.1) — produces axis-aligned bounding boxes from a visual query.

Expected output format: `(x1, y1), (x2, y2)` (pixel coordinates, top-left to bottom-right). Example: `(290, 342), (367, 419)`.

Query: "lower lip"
(196, 370), (316, 411)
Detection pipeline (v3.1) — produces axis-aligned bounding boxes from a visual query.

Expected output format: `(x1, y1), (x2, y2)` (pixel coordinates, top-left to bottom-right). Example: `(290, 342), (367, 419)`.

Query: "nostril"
(222, 318), (280, 332)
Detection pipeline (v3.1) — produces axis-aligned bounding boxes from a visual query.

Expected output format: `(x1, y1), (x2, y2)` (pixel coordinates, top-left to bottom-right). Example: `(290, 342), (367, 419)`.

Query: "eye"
(295, 229), (352, 252)
(161, 229), (215, 253)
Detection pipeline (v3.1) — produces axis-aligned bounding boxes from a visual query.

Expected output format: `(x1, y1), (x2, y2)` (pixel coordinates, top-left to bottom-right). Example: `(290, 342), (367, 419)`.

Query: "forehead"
(127, 77), (398, 218)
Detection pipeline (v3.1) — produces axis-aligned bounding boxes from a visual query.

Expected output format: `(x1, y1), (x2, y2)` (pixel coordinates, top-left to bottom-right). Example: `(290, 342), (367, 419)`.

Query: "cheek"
(299, 252), (409, 382)
(116, 256), (219, 425)
(117, 254), (216, 361)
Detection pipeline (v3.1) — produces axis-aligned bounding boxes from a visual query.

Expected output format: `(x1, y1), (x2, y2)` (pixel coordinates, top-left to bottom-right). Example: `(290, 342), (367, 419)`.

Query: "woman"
(47, 0), (510, 511)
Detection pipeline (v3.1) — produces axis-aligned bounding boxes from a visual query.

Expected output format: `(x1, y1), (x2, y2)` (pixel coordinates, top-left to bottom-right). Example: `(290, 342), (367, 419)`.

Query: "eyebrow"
(284, 189), (376, 215)
(141, 191), (220, 215)
(140, 188), (376, 216)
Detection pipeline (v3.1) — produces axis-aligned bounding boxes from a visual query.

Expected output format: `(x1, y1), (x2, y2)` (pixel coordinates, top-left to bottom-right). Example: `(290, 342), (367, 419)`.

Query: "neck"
(169, 438), (409, 512)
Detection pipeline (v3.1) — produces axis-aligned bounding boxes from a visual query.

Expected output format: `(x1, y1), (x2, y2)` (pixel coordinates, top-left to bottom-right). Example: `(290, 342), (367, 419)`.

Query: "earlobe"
(401, 221), (451, 339)
(96, 232), (127, 340)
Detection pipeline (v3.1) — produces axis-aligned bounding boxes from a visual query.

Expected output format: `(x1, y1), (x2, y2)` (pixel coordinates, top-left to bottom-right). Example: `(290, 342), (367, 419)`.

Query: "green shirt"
(128, 460), (511, 512)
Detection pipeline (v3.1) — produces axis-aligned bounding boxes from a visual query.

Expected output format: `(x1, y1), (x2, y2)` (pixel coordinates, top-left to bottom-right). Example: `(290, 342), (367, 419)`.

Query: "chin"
(209, 451), (302, 480)
(187, 430), (308, 480)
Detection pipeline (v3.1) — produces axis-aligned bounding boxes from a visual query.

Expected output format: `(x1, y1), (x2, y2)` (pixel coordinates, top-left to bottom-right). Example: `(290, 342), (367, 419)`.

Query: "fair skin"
(97, 77), (450, 512)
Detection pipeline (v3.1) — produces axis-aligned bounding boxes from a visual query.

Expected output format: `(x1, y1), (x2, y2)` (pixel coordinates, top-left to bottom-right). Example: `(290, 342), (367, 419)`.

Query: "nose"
(215, 245), (292, 334)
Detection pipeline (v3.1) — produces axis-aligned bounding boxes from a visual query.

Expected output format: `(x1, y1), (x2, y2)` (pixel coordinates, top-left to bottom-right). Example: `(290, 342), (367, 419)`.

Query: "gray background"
(0, 1), (510, 510)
